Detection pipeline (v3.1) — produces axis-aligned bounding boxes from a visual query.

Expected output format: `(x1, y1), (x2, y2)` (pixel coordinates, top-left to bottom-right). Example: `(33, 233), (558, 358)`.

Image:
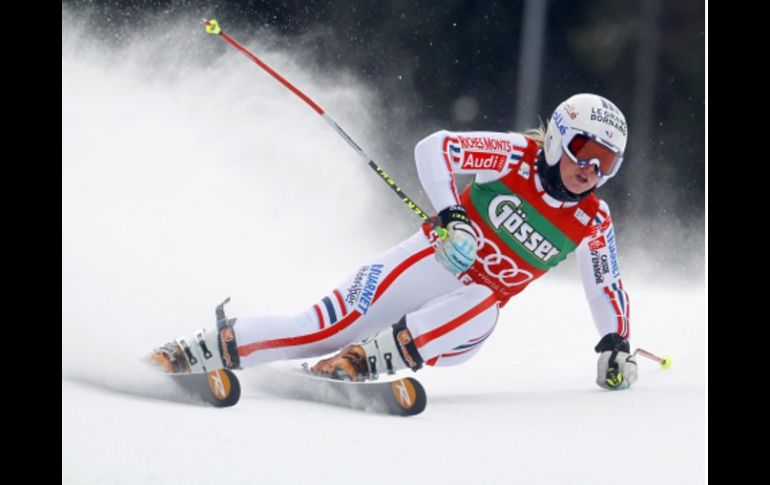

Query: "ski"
(169, 369), (241, 408)
(256, 367), (427, 416)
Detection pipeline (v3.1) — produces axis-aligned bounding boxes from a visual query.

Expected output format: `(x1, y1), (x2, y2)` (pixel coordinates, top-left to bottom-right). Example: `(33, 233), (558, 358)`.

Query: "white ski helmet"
(543, 93), (628, 188)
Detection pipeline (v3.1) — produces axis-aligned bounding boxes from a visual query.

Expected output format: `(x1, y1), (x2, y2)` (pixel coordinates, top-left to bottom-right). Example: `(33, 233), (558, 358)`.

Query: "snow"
(62, 10), (706, 485)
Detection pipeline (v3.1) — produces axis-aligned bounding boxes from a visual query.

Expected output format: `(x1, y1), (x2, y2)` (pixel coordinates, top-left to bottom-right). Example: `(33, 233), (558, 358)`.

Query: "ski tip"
(390, 377), (427, 416)
(168, 369), (241, 408)
(205, 369), (241, 407)
(204, 19), (221, 35)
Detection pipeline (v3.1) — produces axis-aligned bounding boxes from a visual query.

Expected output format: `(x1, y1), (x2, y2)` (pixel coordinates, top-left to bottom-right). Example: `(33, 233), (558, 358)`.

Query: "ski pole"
(632, 348), (672, 369)
(203, 19), (447, 238)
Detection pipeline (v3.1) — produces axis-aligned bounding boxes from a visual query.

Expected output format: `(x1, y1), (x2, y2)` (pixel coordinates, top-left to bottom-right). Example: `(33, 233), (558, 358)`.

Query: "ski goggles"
(562, 129), (623, 178)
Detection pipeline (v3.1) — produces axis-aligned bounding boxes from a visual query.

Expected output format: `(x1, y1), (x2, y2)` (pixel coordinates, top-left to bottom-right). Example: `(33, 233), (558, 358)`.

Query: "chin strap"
(535, 151), (594, 203)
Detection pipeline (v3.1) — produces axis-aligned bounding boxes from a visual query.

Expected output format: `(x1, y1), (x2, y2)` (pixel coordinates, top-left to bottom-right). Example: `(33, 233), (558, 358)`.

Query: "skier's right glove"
(595, 333), (638, 390)
(433, 205), (477, 274)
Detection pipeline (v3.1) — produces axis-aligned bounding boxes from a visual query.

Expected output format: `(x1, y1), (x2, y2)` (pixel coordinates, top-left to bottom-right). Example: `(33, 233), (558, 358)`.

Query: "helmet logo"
(564, 103), (579, 120)
(552, 111), (568, 136)
(589, 107), (627, 137)
(599, 97), (620, 115)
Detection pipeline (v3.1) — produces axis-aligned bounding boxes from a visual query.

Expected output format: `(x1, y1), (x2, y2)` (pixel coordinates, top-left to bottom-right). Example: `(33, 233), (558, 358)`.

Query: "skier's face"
(559, 153), (599, 193)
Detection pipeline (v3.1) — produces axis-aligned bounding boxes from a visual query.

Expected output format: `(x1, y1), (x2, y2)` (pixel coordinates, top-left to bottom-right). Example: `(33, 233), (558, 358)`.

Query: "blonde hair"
(522, 119), (546, 149)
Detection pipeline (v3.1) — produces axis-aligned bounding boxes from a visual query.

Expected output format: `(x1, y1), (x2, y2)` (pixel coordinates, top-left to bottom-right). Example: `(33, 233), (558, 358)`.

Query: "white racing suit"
(233, 130), (630, 369)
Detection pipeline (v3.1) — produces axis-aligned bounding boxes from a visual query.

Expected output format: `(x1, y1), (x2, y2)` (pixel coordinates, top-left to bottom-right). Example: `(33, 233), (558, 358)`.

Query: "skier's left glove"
(595, 333), (638, 390)
(433, 205), (477, 274)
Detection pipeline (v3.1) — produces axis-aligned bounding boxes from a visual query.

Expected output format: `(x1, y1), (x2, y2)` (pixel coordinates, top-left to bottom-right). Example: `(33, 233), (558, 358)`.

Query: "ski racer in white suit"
(149, 93), (638, 391)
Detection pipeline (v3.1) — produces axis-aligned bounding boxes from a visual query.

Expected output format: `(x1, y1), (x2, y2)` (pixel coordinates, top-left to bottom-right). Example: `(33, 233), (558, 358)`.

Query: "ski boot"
(147, 298), (241, 374)
(310, 317), (424, 381)
(312, 345), (369, 381)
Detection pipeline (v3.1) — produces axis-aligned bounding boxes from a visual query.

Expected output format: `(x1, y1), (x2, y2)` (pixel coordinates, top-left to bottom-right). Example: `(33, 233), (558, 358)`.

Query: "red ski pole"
(203, 19), (446, 238)
(632, 348), (672, 369)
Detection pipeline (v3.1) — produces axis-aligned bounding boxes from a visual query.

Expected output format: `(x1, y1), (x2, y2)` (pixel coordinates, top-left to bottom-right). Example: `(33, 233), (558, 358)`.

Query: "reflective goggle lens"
(565, 133), (621, 177)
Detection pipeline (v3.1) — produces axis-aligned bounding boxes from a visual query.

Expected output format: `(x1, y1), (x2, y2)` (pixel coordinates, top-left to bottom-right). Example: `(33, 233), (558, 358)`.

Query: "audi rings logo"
(469, 220), (534, 288)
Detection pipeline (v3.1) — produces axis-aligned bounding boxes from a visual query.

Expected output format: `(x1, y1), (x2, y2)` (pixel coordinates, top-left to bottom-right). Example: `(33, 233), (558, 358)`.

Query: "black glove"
(437, 205), (472, 228)
(594, 333), (638, 390)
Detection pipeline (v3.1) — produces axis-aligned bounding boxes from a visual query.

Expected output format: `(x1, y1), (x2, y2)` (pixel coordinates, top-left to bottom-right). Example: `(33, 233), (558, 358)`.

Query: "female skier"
(149, 93), (638, 391)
